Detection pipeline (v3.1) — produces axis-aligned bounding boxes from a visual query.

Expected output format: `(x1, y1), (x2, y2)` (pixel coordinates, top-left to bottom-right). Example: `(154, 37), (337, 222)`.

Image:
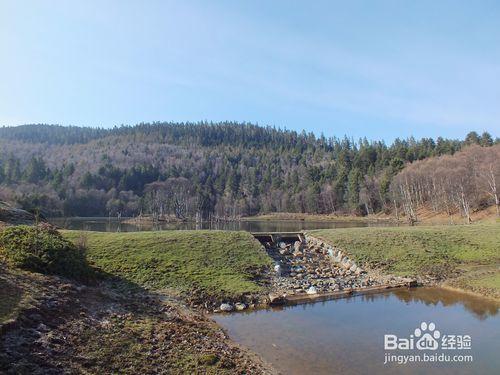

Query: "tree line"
(391, 144), (500, 224)
(0, 122), (497, 220)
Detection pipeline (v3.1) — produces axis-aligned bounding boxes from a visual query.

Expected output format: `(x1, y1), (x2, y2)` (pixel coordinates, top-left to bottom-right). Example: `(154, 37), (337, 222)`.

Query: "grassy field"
(311, 223), (500, 298)
(63, 230), (272, 300)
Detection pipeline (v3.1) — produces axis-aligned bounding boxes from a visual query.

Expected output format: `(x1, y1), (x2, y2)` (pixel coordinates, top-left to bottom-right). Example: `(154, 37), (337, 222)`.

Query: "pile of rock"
(214, 234), (416, 312)
(267, 235), (385, 297)
(305, 235), (364, 275)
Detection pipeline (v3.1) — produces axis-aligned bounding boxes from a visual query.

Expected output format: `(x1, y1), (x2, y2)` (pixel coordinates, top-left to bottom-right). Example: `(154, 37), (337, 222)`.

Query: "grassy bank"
(242, 206), (498, 224)
(311, 223), (500, 299)
(63, 230), (272, 301)
(1, 227), (275, 373)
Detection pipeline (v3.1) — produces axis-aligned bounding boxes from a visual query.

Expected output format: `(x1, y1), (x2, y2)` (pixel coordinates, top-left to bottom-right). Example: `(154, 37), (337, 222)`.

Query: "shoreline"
(438, 283), (500, 303)
(240, 213), (395, 223)
(50, 208), (498, 227)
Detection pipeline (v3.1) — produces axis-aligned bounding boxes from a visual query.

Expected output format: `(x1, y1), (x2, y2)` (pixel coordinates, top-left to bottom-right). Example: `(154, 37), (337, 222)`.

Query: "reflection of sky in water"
(214, 288), (499, 375)
(48, 217), (393, 232)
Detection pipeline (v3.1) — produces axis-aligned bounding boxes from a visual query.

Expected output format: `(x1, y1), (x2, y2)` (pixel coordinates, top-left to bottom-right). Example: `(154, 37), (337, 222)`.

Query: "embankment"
(62, 230), (273, 308)
(310, 223), (500, 300)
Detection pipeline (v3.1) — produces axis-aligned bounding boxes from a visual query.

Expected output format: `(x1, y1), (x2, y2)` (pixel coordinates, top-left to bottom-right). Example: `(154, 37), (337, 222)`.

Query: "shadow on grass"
(0, 274), (23, 323)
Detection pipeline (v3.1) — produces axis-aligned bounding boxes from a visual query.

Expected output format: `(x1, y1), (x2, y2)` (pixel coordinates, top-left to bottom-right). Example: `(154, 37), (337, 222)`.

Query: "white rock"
(274, 264), (282, 276)
(219, 303), (234, 312)
(306, 286), (318, 295)
(235, 302), (247, 311)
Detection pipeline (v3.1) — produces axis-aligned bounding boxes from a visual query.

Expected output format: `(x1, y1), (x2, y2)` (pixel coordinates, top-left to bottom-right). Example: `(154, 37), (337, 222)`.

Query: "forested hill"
(0, 122), (497, 219)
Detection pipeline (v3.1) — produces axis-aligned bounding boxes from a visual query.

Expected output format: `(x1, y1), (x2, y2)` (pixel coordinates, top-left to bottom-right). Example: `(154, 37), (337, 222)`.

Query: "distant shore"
(121, 206), (499, 226)
(122, 215), (187, 225)
(121, 212), (395, 224)
(241, 212), (394, 223)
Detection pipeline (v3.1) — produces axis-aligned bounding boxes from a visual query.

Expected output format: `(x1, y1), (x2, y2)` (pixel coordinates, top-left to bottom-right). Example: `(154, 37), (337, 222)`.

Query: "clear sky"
(1, 0), (499, 141)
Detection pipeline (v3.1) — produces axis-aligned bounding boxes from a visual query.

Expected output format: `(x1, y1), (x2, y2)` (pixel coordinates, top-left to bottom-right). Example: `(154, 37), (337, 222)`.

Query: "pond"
(48, 217), (392, 232)
(214, 288), (499, 374)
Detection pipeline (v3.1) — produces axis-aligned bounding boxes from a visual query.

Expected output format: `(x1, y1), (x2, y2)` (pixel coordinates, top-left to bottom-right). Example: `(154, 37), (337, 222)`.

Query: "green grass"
(311, 223), (500, 279)
(470, 272), (500, 290)
(63, 230), (272, 299)
(0, 225), (91, 280)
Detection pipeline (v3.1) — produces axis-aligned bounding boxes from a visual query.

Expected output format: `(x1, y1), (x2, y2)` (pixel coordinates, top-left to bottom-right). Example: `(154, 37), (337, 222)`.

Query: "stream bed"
(214, 287), (499, 374)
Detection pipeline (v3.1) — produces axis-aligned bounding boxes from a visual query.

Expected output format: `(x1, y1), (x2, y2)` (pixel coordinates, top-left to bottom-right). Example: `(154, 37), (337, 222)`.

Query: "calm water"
(214, 288), (499, 375)
(48, 217), (390, 232)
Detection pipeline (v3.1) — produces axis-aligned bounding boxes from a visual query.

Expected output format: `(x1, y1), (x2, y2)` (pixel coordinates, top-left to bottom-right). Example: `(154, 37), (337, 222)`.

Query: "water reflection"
(49, 217), (391, 232)
(214, 287), (500, 375)
(230, 288), (499, 320)
(392, 287), (499, 320)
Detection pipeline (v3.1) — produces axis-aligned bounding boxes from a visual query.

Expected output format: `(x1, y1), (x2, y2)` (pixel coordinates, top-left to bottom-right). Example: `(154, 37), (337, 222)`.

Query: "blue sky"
(1, 0), (499, 141)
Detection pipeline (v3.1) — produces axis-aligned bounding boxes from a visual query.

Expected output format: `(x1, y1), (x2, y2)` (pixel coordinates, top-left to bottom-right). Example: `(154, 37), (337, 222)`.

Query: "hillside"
(0, 123), (497, 219)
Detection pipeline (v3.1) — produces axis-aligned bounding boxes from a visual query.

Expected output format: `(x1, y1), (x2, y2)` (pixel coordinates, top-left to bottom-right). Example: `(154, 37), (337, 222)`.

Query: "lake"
(48, 217), (392, 232)
(214, 288), (499, 374)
